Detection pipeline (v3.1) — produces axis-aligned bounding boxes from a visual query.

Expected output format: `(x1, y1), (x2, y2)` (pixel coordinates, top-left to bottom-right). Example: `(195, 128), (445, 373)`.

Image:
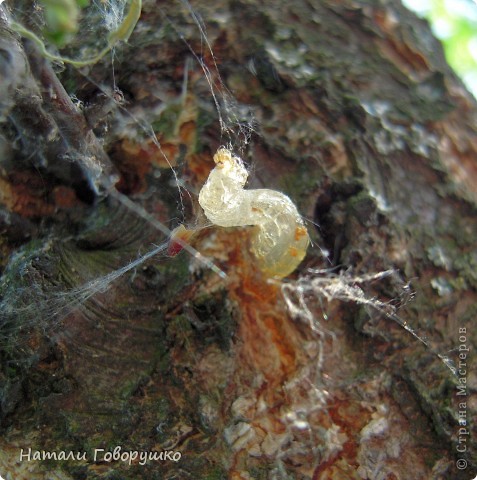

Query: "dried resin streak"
(198, 148), (309, 278)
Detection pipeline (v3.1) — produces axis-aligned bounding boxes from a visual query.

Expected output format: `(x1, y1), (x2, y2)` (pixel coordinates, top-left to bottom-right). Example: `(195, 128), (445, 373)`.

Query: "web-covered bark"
(0, 1), (476, 479)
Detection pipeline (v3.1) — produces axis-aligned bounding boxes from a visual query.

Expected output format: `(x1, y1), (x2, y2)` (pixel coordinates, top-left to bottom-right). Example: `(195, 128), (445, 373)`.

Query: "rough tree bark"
(0, 0), (476, 479)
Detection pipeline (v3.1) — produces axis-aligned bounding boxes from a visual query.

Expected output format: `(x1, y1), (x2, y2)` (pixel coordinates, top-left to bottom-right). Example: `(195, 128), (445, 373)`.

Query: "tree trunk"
(0, 1), (476, 479)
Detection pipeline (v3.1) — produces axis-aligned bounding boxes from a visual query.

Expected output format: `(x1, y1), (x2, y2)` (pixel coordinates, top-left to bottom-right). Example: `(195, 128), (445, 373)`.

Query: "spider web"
(0, 0), (252, 358)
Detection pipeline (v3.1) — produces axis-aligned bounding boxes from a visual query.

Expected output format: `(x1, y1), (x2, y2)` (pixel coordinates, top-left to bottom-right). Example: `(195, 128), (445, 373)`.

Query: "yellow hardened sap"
(198, 148), (309, 278)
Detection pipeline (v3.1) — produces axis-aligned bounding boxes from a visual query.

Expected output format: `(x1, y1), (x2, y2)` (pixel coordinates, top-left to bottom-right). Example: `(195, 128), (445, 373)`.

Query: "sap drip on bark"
(169, 147), (311, 278)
